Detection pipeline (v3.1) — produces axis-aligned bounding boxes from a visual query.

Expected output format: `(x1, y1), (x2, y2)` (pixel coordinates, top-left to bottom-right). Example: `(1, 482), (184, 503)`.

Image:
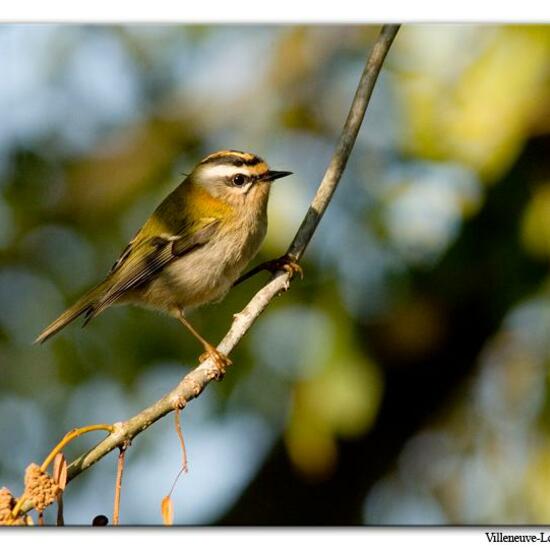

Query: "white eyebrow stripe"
(201, 164), (253, 179)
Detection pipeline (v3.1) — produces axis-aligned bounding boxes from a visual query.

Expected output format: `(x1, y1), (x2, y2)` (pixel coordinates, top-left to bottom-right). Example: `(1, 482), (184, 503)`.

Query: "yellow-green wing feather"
(35, 215), (220, 343)
(85, 217), (220, 318)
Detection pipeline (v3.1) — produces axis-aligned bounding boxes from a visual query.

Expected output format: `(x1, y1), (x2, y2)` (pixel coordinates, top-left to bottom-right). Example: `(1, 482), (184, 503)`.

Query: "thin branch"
(174, 409), (188, 474)
(287, 25), (400, 261)
(112, 447), (126, 526)
(19, 24), (400, 516)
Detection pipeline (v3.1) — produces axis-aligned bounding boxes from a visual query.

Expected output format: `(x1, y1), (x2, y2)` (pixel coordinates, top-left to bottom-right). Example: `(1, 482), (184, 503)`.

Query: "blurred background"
(1, 24), (550, 525)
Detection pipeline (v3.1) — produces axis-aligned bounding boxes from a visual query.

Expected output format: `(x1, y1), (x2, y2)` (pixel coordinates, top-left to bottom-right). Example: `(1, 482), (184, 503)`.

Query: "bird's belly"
(136, 223), (266, 314)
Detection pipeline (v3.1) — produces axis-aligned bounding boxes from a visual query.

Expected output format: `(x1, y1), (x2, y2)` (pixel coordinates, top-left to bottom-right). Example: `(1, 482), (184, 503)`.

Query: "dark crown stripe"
(200, 151), (264, 168)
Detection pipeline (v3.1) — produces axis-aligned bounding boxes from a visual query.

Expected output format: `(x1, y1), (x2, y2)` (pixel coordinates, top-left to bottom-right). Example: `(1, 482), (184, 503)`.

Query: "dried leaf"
(52, 453), (67, 526)
(52, 453), (68, 491)
(161, 495), (173, 526)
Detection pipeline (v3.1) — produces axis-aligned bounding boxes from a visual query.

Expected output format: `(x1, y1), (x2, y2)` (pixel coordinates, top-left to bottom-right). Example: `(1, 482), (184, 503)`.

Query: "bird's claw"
(199, 346), (232, 378)
(267, 255), (304, 281)
(233, 254), (303, 288)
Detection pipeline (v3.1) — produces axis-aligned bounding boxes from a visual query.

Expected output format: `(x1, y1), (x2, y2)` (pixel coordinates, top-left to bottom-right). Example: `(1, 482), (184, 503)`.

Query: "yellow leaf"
(285, 383), (338, 479)
(521, 184), (550, 259)
(525, 445), (550, 522)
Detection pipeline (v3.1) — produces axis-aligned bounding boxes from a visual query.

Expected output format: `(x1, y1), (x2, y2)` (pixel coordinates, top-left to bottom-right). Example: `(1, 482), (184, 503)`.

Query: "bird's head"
(190, 150), (292, 212)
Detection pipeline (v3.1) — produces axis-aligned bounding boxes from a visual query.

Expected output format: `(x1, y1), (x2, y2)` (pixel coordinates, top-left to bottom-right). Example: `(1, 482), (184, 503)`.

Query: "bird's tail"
(34, 282), (109, 344)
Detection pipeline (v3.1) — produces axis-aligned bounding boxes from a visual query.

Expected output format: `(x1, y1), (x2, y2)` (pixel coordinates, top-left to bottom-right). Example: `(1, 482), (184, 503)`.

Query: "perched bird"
(35, 150), (294, 370)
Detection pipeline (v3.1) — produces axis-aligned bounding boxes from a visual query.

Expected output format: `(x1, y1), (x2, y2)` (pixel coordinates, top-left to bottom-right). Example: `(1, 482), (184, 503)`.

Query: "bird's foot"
(265, 254), (304, 280)
(232, 254), (303, 287)
(199, 345), (232, 378)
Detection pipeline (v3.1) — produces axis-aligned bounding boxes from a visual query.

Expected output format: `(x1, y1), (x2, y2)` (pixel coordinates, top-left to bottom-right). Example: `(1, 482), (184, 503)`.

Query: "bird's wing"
(85, 217), (221, 320)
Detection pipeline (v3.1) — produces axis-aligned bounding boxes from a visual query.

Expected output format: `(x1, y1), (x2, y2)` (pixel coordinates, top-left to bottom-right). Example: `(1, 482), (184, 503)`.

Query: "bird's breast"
(141, 211), (268, 312)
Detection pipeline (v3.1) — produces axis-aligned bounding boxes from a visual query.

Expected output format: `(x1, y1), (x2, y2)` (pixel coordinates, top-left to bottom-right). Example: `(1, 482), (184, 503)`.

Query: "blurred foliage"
(522, 183), (550, 259)
(1, 24), (550, 525)
(396, 26), (550, 181)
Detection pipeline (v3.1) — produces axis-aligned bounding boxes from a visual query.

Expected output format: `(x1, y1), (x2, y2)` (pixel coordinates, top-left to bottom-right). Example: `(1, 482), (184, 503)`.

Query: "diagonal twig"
(19, 24), (400, 516)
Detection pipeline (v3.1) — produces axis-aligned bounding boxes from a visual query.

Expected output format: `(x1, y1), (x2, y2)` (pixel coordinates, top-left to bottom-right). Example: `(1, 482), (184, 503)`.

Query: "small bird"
(35, 150), (294, 370)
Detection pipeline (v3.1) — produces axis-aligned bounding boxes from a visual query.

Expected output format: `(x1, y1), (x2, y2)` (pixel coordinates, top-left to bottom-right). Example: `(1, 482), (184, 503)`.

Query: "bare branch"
(112, 447), (126, 525)
(19, 24), (400, 516)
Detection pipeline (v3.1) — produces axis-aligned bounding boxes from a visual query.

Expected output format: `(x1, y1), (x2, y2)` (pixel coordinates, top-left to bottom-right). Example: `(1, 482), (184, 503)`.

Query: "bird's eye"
(232, 174), (246, 186)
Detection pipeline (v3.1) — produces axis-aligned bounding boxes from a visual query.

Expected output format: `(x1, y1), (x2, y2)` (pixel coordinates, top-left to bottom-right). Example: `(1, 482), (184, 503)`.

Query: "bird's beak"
(264, 170), (293, 182)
